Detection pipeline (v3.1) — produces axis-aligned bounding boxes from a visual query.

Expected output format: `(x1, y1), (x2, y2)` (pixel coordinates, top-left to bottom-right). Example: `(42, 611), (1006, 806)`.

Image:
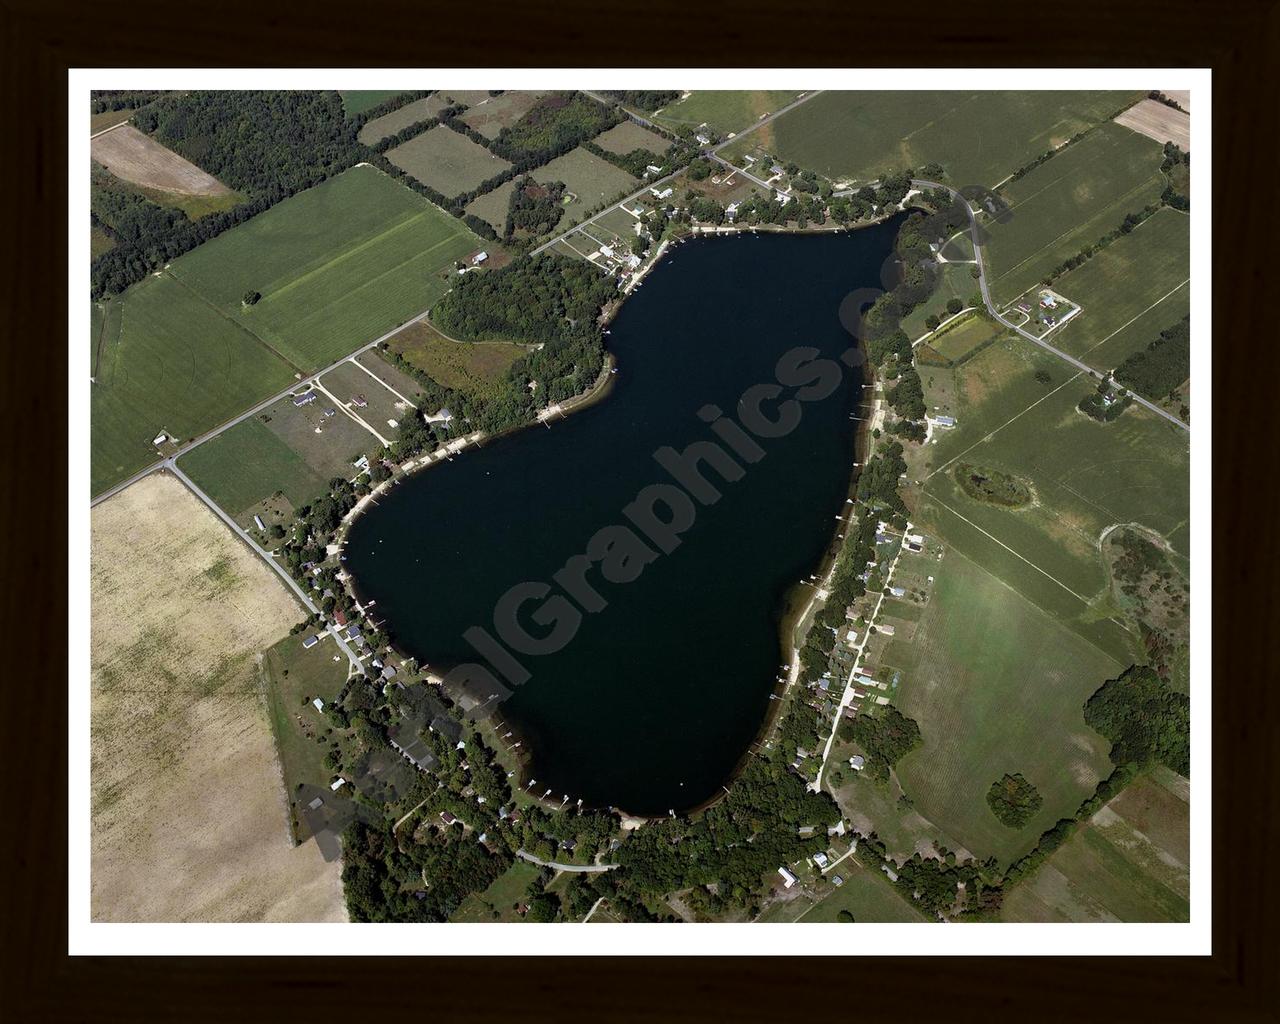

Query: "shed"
(302, 635), (319, 650)
(312, 697), (324, 712)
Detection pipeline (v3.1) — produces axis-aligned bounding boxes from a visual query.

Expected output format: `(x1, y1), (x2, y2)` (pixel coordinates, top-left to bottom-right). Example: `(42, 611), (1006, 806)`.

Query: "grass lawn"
(652, 90), (803, 137)
(797, 859), (929, 922)
(169, 165), (480, 371)
(356, 94), (451, 145)
(727, 91), (1142, 188)
(386, 124), (512, 199)
(998, 767), (1189, 922)
(90, 275), (296, 496)
(901, 262), (980, 342)
(390, 320), (526, 399)
(1035, 207), (1191, 370)
(339, 90), (407, 117)
(178, 416), (328, 522)
(890, 549), (1122, 865)
(984, 124), (1167, 305)
(449, 860), (540, 922)
(532, 147), (639, 228)
(260, 631), (355, 842)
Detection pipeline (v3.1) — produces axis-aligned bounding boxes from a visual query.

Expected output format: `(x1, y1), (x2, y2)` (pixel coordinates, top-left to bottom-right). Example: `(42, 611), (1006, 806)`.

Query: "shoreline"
(338, 214), (908, 824)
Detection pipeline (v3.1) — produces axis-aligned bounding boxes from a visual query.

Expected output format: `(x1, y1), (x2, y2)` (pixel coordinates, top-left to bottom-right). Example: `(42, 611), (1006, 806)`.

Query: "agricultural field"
(91, 473), (344, 922)
(983, 124), (1168, 305)
(1035, 207), (1191, 370)
(339, 90), (407, 117)
(357, 94), (451, 145)
(450, 860), (541, 922)
(318, 358), (415, 440)
(924, 313), (1004, 363)
(388, 320), (527, 399)
(91, 124), (235, 197)
(1115, 98), (1191, 151)
(460, 91), (550, 139)
(727, 91), (1142, 189)
(886, 549), (1123, 865)
(532, 147), (638, 227)
(998, 767), (1189, 921)
(652, 90), (803, 137)
(385, 124), (512, 198)
(464, 178), (518, 233)
(90, 274), (296, 496)
(592, 119), (671, 156)
(169, 164), (481, 369)
(260, 631), (356, 842)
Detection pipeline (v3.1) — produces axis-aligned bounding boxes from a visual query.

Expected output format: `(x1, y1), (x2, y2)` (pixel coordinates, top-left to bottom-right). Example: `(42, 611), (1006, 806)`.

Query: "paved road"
(913, 178), (1191, 434)
(516, 849), (618, 873)
(708, 152), (776, 192)
(532, 90), (821, 258)
(166, 460), (363, 670)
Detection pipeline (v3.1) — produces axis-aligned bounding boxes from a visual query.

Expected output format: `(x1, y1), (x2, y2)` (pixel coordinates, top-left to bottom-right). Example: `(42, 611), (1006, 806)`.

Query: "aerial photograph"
(85, 81), (1194, 931)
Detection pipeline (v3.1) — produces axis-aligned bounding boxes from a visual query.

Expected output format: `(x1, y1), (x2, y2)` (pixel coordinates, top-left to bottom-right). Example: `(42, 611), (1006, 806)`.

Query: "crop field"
(926, 314), (1004, 363)
(91, 474), (344, 921)
(1115, 98), (1191, 151)
(261, 631), (355, 842)
(887, 549), (1122, 865)
(318, 359), (415, 438)
(90, 274), (296, 496)
(998, 767), (1189, 921)
(465, 178), (518, 232)
(593, 119), (671, 155)
(652, 90), (803, 137)
(169, 165), (480, 369)
(727, 91), (1142, 188)
(1036, 207), (1190, 370)
(532, 147), (638, 227)
(460, 91), (550, 139)
(386, 124), (512, 199)
(92, 124), (235, 196)
(357, 94), (451, 144)
(389, 320), (526, 398)
(339, 90), (406, 117)
(983, 124), (1167, 304)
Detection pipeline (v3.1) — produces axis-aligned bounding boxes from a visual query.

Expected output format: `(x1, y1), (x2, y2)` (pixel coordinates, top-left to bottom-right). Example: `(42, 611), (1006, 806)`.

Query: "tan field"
(1115, 98), (1191, 151)
(91, 124), (234, 196)
(91, 473), (345, 922)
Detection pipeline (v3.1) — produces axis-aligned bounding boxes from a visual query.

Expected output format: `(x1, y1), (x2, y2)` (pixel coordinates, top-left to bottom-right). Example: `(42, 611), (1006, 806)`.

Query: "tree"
(243, 290), (261, 306)
(945, 297), (962, 314)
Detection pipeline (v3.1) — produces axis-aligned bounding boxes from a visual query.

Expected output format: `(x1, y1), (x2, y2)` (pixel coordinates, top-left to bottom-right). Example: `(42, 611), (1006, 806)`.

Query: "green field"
(927, 314), (1004, 363)
(901, 262), (979, 341)
(532, 147), (638, 228)
(389, 320), (526, 399)
(727, 91), (1142, 188)
(593, 120), (670, 155)
(357, 94), (450, 145)
(355, 350), (428, 405)
(464, 179), (518, 232)
(386, 124), (512, 199)
(449, 860), (540, 922)
(178, 416), (328, 520)
(459, 91), (548, 139)
(90, 275), (296, 495)
(339, 90), (407, 117)
(652, 90), (803, 136)
(169, 165), (480, 370)
(999, 767), (1189, 921)
(797, 860), (929, 923)
(887, 549), (1122, 864)
(1036, 207), (1191, 370)
(91, 225), (116, 258)
(984, 124), (1167, 304)
(260, 630), (355, 841)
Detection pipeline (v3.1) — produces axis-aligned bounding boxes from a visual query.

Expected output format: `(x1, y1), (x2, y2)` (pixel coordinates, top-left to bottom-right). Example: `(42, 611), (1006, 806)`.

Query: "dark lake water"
(345, 220), (904, 815)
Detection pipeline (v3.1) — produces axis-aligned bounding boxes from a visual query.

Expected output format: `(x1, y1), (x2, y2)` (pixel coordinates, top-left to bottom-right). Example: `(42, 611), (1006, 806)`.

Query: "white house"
(849, 754), (865, 771)
(472, 251), (489, 265)
(330, 777), (346, 791)
(813, 851), (830, 869)
(778, 867), (798, 888)
(312, 697), (324, 712)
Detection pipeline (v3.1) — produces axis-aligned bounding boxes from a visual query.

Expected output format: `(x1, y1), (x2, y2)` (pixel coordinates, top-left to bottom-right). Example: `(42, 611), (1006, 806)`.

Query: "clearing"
(91, 473), (344, 922)
(388, 319), (526, 399)
(460, 91), (550, 139)
(386, 124), (512, 198)
(357, 94), (451, 145)
(532, 147), (638, 228)
(593, 120), (671, 156)
(91, 124), (234, 197)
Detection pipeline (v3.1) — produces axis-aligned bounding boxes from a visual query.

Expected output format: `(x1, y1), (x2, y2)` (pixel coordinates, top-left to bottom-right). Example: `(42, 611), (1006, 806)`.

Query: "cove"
(345, 218), (905, 816)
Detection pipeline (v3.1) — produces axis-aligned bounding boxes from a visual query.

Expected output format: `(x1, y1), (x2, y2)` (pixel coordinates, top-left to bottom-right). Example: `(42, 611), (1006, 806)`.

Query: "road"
(166, 459), (364, 671)
(531, 90), (821, 258)
(516, 849), (618, 873)
(912, 178), (1190, 434)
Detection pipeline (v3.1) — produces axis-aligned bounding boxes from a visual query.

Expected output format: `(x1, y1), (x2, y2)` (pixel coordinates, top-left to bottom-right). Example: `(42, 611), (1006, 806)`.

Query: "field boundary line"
(313, 378), (390, 446)
(162, 271), (305, 376)
(926, 370), (1083, 481)
(1077, 278), (1190, 362)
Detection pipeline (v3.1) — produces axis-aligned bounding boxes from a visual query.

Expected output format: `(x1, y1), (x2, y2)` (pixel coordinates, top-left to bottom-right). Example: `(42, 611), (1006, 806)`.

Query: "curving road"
(912, 178), (1190, 434)
(517, 849), (618, 873)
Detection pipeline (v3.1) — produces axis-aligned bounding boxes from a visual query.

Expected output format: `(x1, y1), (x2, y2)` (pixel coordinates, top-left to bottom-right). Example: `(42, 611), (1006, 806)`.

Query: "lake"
(345, 219), (904, 815)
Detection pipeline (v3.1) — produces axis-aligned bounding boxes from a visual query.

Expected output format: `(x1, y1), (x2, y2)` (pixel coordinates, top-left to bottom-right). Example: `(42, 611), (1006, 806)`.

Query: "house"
(472, 251), (489, 265)
(725, 201), (740, 220)
(380, 664), (397, 680)
(353, 454), (369, 470)
(330, 777), (346, 791)
(695, 133), (710, 146)
(770, 163), (785, 175)
(253, 514), (266, 531)
(849, 755), (865, 771)
(352, 395), (368, 409)
(930, 415), (956, 428)
(906, 533), (925, 546)
(889, 586), (906, 598)
(312, 697), (324, 712)
(439, 811), (458, 826)
(813, 851), (829, 869)
(832, 875), (845, 887)
(851, 688), (868, 700)
(307, 796), (324, 811)
(152, 432), (168, 446)
(817, 678), (830, 692)
(292, 391), (317, 407)
(882, 864), (899, 882)
(344, 625), (362, 643)
(644, 165), (662, 176)
(430, 714), (463, 744)
(333, 609), (348, 627)
(878, 623), (896, 636)
(778, 867), (798, 888)
(599, 245), (616, 259)
(302, 634), (320, 650)
(775, 190), (792, 205)
(656, 187), (673, 200)
(875, 695), (890, 705)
